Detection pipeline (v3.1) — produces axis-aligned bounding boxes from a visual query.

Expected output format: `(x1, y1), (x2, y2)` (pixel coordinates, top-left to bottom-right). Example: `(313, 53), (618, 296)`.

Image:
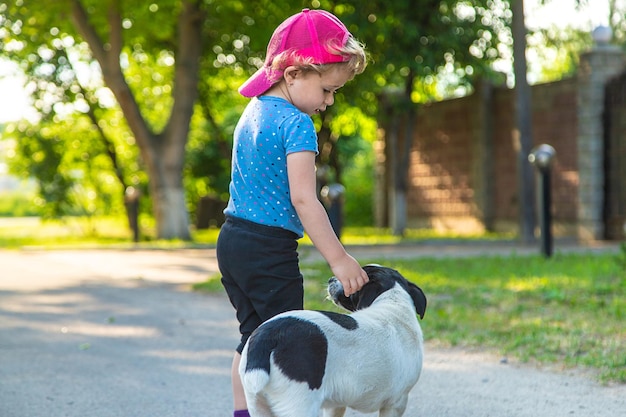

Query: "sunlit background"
(0, 0), (614, 124)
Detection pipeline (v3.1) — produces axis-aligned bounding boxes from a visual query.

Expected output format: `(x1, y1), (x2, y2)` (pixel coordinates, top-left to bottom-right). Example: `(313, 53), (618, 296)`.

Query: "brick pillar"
(577, 29), (625, 241)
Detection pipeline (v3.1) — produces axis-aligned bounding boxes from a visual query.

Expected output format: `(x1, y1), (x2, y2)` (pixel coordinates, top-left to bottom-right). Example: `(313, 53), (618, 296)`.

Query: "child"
(216, 8), (369, 417)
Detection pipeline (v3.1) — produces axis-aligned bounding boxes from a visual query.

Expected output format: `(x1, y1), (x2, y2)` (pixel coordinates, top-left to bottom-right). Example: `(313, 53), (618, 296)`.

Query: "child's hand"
(330, 254), (369, 296)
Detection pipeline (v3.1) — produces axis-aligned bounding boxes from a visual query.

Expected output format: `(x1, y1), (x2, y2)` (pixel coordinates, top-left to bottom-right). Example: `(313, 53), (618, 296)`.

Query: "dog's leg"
(322, 406), (346, 417)
(266, 389), (323, 417)
(246, 393), (273, 417)
(271, 402), (322, 417)
(378, 393), (409, 417)
(379, 409), (405, 417)
(271, 404), (320, 417)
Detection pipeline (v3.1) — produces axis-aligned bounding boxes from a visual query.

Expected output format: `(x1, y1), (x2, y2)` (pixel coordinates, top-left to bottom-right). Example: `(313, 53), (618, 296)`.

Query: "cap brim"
(239, 67), (275, 98)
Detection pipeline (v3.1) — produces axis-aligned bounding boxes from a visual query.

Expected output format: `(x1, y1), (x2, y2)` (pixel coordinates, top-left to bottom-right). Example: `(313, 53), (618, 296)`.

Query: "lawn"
(196, 250), (626, 384)
(0, 216), (505, 249)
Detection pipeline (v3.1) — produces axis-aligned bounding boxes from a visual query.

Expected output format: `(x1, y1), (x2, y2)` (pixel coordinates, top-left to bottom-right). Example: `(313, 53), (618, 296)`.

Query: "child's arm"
(287, 151), (369, 296)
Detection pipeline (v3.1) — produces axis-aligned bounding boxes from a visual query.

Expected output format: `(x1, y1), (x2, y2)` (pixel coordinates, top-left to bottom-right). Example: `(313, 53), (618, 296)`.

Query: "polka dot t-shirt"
(224, 96), (319, 237)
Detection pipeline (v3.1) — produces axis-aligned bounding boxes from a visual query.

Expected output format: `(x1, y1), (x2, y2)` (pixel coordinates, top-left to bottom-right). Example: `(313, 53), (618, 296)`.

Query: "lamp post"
(529, 144), (556, 257)
(125, 186), (141, 243)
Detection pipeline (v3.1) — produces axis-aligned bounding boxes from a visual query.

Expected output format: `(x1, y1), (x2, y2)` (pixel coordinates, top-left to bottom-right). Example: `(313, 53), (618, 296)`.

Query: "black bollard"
(529, 145), (556, 258)
(539, 167), (552, 257)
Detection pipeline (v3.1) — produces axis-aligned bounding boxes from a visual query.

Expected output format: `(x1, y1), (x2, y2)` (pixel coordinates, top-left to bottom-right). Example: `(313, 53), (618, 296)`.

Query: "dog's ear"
(340, 293), (359, 311)
(355, 265), (387, 310)
(408, 282), (427, 319)
(354, 285), (381, 310)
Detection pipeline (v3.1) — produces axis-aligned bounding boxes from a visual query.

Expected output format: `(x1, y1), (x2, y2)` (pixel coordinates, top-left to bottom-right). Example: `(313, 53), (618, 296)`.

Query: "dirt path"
(0, 248), (623, 417)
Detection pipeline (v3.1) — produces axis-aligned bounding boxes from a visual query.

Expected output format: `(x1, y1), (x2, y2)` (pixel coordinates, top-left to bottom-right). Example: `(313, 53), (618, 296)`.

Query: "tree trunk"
(150, 172), (190, 240)
(387, 102), (404, 235)
(512, 0), (536, 243)
(385, 69), (416, 236)
(379, 88), (414, 236)
(71, 0), (203, 240)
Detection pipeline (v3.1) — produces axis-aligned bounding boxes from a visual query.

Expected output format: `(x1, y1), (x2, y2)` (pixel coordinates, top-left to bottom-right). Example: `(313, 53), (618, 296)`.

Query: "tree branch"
(69, 0), (107, 64)
(106, 0), (123, 68)
(70, 0), (154, 158)
(165, 0), (204, 155)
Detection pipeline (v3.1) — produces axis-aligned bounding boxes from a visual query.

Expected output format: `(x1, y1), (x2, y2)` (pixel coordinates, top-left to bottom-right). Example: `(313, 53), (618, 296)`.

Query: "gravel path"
(0, 246), (623, 417)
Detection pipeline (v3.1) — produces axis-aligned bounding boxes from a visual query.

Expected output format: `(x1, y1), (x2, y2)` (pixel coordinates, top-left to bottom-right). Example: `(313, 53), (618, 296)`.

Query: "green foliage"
(5, 114), (131, 218)
(8, 126), (76, 218)
(341, 138), (375, 226)
(0, 191), (41, 217)
(527, 26), (592, 84)
(185, 71), (247, 219)
(608, 0), (626, 47)
(318, 105), (376, 225)
(1, 0), (155, 220)
(0, 0), (525, 230)
(324, 0), (512, 105)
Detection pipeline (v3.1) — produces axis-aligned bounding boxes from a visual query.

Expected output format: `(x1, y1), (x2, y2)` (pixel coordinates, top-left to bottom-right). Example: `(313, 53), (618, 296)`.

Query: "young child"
(216, 8), (369, 417)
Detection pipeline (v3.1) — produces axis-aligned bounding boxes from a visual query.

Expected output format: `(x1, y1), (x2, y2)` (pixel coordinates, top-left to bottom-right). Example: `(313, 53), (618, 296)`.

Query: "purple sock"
(234, 410), (250, 417)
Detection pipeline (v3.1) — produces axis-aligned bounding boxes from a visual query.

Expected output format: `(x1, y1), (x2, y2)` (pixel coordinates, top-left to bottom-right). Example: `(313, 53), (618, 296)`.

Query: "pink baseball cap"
(238, 8), (351, 98)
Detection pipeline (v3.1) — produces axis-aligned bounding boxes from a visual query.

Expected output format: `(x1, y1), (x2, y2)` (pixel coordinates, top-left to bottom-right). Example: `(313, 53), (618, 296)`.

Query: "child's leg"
(232, 351), (247, 411)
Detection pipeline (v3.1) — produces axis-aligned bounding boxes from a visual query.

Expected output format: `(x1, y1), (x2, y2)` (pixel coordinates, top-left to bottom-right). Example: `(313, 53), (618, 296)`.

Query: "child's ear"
(284, 66), (299, 83)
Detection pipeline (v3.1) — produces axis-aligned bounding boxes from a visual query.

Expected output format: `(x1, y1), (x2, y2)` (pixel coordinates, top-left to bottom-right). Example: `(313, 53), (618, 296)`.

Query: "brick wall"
(403, 78), (580, 235)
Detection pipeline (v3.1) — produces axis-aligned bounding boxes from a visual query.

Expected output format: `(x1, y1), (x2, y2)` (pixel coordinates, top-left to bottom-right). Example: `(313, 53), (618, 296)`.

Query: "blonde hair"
(269, 36), (367, 83)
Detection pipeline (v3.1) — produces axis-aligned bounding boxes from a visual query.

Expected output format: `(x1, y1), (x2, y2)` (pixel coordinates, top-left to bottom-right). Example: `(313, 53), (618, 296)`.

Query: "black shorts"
(217, 216), (304, 353)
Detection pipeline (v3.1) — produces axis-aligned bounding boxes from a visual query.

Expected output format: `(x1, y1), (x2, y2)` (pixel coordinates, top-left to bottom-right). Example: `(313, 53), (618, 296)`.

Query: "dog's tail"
(239, 326), (275, 394)
(241, 316), (328, 394)
(242, 367), (271, 394)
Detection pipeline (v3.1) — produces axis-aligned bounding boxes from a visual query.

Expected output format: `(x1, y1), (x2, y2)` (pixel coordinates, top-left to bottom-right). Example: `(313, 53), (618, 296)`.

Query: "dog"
(239, 264), (427, 417)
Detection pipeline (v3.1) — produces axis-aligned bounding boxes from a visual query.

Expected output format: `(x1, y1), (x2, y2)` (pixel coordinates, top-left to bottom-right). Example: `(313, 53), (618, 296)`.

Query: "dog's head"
(328, 264), (427, 319)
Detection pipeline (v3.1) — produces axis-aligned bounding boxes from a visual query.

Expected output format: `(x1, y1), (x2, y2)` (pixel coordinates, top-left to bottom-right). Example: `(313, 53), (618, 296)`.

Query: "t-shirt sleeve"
(282, 113), (319, 155)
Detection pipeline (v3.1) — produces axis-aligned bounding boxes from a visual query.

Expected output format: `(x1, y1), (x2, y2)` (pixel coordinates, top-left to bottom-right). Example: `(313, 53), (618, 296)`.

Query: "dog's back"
(241, 313), (329, 395)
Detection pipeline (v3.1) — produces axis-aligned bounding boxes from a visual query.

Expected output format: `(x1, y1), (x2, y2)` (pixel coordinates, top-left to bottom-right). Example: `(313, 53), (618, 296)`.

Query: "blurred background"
(1, 0), (624, 245)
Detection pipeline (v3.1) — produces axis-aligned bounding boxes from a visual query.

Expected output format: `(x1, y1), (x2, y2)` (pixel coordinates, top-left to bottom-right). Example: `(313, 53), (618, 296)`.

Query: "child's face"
(287, 65), (352, 116)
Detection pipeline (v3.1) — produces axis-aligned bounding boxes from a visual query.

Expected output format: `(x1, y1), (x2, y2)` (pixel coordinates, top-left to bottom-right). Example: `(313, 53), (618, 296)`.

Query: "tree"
(608, 0), (626, 44)
(2, 0), (565, 240)
(2, 0), (203, 239)
(511, 0), (535, 244)
(73, 0), (203, 240)
(510, 0), (591, 243)
(3, 38), (145, 222)
(2, 0), (325, 239)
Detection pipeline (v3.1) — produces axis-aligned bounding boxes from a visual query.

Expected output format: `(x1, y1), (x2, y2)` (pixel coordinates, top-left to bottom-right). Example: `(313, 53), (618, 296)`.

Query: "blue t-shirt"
(224, 96), (319, 237)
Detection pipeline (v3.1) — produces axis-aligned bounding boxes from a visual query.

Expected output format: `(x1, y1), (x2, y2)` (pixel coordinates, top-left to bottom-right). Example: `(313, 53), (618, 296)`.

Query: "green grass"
(196, 251), (626, 385)
(0, 216), (505, 249)
(0, 216), (220, 249)
(0, 216), (206, 249)
(0, 217), (133, 248)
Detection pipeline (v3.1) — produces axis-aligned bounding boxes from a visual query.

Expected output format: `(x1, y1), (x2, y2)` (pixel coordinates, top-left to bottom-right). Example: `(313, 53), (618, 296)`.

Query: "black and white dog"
(239, 265), (427, 417)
